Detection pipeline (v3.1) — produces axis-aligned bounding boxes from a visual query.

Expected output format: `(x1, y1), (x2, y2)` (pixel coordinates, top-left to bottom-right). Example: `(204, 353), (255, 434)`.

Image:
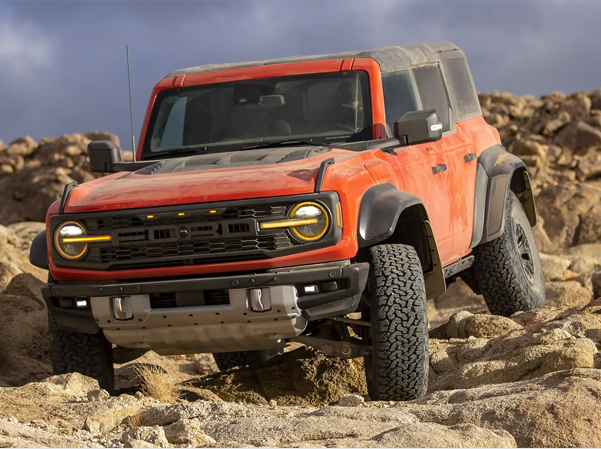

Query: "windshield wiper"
(239, 138), (330, 150)
(144, 145), (212, 160)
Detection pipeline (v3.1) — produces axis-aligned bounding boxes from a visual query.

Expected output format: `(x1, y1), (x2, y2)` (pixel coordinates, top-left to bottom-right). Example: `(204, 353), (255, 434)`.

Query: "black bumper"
(43, 262), (369, 334)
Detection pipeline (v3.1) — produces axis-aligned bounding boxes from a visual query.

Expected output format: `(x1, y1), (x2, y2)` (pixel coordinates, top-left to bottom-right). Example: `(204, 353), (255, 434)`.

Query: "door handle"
(432, 164), (447, 174)
(464, 153), (477, 163)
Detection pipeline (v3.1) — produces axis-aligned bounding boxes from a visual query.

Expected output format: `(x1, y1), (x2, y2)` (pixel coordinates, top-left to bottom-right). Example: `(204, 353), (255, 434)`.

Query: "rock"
(337, 394), (365, 407)
(576, 153), (601, 181)
(592, 271), (601, 299)
(429, 279), (487, 329)
(435, 312), (522, 339)
(0, 132), (121, 225)
(555, 120), (601, 154)
(414, 369), (601, 447)
(83, 417), (101, 435)
(1, 273), (45, 305)
(87, 389), (110, 402)
(371, 422), (516, 448)
(545, 281), (592, 308)
(43, 373), (100, 398)
(163, 418), (216, 446)
(429, 303), (601, 392)
(540, 253), (572, 281)
(123, 439), (159, 448)
(569, 256), (600, 275)
(577, 201), (601, 244)
(6, 136), (37, 157)
(122, 426), (168, 448)
(186, 347), (366, 406)
(510, 139), (548, 166)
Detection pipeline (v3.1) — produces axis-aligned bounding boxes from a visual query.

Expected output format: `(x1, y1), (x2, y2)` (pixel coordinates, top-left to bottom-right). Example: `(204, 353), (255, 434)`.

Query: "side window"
(442, 58), (480, 119)
(381, 70), (417, 136)
(413, 65), (451, 132)
(161, 97), (186, 148)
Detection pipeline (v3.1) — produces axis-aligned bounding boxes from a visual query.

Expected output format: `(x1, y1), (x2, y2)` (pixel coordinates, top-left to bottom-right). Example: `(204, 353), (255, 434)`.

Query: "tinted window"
(413, 65), (451, 131)
(143, 71), (372, 158)
(382, 70), (417, 136)
(443, 58), (480, 118)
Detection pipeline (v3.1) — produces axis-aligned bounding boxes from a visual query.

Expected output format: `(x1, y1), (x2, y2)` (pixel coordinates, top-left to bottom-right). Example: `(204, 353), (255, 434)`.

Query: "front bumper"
(42, 261), (368, 354)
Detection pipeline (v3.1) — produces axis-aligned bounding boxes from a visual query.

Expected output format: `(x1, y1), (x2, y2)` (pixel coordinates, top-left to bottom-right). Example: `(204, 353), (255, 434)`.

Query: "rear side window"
(413, 65), (451, 132)
(442, 58), (480, 118)
(382, 70), (417, 136)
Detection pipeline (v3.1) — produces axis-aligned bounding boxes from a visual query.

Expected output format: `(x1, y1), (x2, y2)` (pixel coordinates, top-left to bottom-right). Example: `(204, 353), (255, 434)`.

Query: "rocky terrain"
(1, 88), (601, 447)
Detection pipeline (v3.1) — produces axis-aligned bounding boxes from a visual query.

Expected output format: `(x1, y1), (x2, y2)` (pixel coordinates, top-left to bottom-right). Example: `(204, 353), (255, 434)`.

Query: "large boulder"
(0, 132), (123, 225)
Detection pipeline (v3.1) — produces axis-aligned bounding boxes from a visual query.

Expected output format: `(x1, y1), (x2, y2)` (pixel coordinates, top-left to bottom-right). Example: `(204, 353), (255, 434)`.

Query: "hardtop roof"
(167, 42), (461, 77)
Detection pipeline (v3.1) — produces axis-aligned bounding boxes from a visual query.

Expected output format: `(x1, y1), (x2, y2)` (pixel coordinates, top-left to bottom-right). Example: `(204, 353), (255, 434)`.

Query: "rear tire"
(213, 349), (283, 371)
(363, 244), (429, 401)
(48, 310), (115, 393)
(473, 191), (545, 316)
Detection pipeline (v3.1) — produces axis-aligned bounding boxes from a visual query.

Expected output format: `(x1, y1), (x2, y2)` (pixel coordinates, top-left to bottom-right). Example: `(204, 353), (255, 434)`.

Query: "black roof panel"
(167, 42), (460, 77)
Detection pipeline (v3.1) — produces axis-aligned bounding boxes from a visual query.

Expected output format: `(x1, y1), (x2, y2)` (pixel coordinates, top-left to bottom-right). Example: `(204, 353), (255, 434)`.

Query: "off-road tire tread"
(473, 191), (545, 316)
(367, 244), (429, 401)
(48, 310), (115, 392)
(213, 349), (283, 371)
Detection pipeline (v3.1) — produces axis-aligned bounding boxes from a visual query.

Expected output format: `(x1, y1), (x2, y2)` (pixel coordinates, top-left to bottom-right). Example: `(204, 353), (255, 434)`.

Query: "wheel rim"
(513, 220), (535, 283)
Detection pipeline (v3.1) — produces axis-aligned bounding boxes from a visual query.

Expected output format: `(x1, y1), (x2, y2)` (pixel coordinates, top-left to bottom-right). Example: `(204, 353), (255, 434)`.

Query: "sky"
(1, 0), (600, 150)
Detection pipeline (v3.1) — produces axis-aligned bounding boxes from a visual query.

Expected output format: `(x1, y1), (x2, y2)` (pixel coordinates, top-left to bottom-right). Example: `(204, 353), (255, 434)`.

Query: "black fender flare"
(471, 145), (537, 247)
(29, 230), (49, 270)
(357, 183), (445, 299)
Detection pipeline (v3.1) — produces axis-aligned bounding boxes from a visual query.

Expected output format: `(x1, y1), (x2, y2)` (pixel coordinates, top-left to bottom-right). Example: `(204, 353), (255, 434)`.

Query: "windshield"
(141, 71), (372, 158)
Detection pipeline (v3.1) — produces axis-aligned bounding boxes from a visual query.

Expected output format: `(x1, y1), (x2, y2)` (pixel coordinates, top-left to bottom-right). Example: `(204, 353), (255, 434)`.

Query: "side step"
(443, 255), (474, 279)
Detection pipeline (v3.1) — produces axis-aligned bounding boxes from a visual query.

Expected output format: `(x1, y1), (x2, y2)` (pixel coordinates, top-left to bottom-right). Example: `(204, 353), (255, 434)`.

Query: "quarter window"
(442, 58), (480, 118)
(413, 65), (451, 132)
(381, 70), (418, 136)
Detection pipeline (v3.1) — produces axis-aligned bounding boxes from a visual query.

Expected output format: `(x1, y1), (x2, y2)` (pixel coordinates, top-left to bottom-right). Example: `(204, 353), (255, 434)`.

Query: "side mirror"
(88, 140), (122, 173)
(394, 110), (443, 146)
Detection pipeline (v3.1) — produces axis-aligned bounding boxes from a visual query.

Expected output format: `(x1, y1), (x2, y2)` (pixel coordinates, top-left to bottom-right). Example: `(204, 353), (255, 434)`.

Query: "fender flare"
(471, 145), (537, 247)
(29, 230), (49, 270)
(357, 183), (445, 299)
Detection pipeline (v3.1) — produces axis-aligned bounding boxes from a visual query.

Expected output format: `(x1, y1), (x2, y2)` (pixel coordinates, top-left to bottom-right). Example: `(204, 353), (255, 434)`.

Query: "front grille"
(82, 205), (287, 231)
(87, 233), (291, 264)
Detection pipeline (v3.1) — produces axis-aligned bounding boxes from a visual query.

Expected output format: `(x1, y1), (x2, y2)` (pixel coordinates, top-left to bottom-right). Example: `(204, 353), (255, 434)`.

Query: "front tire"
(363, 244), (429, 401)
(48, 309), (115, 392)
(213, 349), (283, 371)
(473, 191), (545, 316)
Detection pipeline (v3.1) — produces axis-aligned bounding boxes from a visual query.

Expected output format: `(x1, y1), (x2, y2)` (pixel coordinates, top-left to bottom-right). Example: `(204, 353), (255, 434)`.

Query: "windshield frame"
(139, 65), (377, 161)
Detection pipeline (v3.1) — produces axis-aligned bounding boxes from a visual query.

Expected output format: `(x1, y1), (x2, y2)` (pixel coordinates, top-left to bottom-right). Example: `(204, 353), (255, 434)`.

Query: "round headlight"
(54, 221), (88, 260)
(288, 202), (329, 241)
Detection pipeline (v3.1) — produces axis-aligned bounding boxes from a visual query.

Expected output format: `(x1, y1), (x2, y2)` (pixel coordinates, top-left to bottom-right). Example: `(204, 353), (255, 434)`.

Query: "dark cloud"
(1, 0), (599, 147)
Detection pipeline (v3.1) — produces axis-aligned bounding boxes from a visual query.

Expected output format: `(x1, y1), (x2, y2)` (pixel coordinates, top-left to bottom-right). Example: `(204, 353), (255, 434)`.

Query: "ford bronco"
(30, 42), (545, 401)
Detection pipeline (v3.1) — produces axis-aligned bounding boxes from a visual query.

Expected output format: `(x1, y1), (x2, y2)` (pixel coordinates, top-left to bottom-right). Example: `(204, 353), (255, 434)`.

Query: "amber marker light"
(336, 203), (342, 227)
(178, 212), (186, 216)
(260, 218), (319, 230)
(146, 215), (154, 219)
(209, 210), (217, 214)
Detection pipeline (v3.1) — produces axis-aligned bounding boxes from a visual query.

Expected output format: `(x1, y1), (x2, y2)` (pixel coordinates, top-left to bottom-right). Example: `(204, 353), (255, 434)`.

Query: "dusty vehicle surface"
(30, 42), (544, 401)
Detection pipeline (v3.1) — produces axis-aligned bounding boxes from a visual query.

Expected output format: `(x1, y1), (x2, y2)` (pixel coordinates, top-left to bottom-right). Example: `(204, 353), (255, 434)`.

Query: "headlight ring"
(54, 221), (89, 260)
(288, 201), (330, 242)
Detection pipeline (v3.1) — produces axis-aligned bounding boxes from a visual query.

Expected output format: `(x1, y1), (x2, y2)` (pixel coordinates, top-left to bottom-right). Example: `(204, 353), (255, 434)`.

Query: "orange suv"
(30, 42), (544, 401)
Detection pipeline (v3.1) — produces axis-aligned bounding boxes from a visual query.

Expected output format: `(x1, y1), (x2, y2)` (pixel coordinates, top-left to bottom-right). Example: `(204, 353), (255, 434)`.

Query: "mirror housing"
(394, 110), (443, 146)
(88, 140), (122, 173)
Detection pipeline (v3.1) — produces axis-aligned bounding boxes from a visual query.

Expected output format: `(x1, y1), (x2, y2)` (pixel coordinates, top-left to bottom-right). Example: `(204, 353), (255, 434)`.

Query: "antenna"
(126, 45), (136, 161)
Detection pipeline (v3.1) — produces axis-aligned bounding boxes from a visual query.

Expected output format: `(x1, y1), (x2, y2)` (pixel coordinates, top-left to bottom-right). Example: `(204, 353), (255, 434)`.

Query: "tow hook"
(290, 335), (371, 359)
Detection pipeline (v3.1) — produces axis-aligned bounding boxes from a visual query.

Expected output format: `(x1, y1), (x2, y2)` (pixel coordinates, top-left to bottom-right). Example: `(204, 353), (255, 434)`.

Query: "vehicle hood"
(64, 146), (357, 213)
